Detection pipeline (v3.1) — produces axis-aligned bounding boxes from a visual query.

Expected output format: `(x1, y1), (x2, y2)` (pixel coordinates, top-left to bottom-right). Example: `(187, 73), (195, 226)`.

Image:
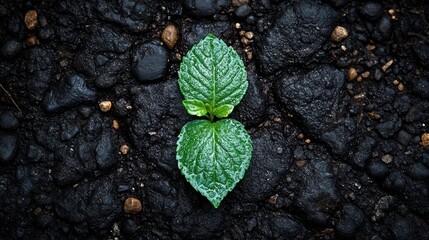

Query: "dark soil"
(1, 0), (429, 239)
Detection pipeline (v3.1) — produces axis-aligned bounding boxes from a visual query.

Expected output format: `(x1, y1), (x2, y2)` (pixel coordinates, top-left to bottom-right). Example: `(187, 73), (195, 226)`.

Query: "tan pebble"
(245, 50), (253, 60)
(273, 117), (282, 123)
(392, 79), (399, 85)
(24, 10), (38, 30)
(267, 194), (278, 204)
(123, 197), (142, 214)
(112, 120), (119, 129)
(148, 131), (157, 136)
(297, 133), (304, 139)
(161, 24), (179, 49)
(330, 26), (349, 42)
(175, 53), (182, 60)
(241, 37), (250, 45)
(99, 101), (112, 112)
(120, 145), (129, 155)
(304, 139), (311, 144)
(366, 44), (376, 51)
(239, 30), (246, 37)
(348, 67), (358, 81)
(295, 160), (307, 167)
(26, 36), (39, 47)
(235, 23), (241, 29)
(397, 83), (404, 91)
(341, 45), (347, 51)
(381, 59), (394, 72)
(356, 76), (363, 82)
(388, 9), (395, 15)
(244, 31), (254, 39)
(381, 154), (393, 164)
(361, 71), (370, 78)
(420, 133), (429, 147)
(232, 0), (249, 7)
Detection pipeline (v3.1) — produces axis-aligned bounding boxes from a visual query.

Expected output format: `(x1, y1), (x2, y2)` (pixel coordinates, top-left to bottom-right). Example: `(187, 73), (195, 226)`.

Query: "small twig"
(0, 83), (22, 114)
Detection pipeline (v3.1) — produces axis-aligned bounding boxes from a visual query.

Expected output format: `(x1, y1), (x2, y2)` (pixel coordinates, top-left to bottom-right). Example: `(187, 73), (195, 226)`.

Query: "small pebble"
(397, 83), (404, 92)
(235, 4), (252, 18)
(331, 26), (349, 42)
(123, 197), (142, 214)
(99, 101), (112, 112)
(112, 120), (119, 129)
(348, 67), (358, 81)
(161, 24), (179, 49)
(232, 0), (249, 7)
(241, 37), (250, 46)
(295, 160), (307, 167)
(244, 31), (254, 39)
(420, 133), (429, 147)
(381, 60), (394, 72)
(361, 71), (370, 78)
(392, 79), (399, 85)
(304, 139), (311, 144)
(1, 40), (22, 57)
(26, 36), (39, 47)
(267, 194), (278, 204)
(235, 23), (241, 29)
(24, 10), (38, 30)
(366, 44), (376, 51)
(381, 154), (393, 164)
(120, 145), (129, 155)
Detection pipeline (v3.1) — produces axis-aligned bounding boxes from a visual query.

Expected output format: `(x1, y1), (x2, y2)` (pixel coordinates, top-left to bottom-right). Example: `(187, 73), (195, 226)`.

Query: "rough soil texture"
(1, 0), (429, 239)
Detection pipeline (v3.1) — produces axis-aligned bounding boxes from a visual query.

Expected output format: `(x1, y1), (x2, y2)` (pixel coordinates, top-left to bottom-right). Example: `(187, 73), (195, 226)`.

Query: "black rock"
(408, 163), (429, 180)
(412, 77), (429, 98)
(234, 127), (292, 202)
(277, 66), (353, 154)
(295, 158), (339, 224)
(183, 0), (228, 17)
(38, 28), (54, 40)
(373, 15), (392, 41)
(394, 94), (411, 114)
(397, 130), (412, 146)
(0, 132), (18, 163)
(122, 218), (139, 235)
(132, 42), (168, 82)
(256, 0), (338, 74)
(384, 171), (409, 192)
(0, 110), (18, 130)
(376, 114), (402, 138)
(391, 216), (413, 240)
(367, 161), (389, 179)
(43, 73), (97, 112)
(1, 40), (21, 57)
(336, 204), (365, 238)
(95, 129), (117, 170)
(405, 101), (429, 123)
(235, 5), (252, 18)
(360, 2), (383, 21)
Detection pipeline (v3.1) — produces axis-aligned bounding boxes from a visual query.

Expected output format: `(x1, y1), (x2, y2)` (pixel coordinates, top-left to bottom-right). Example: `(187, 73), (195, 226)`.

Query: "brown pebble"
(348, 67), (358, 81)
(381, 154), (393, 164)
(26, 36), (39, 47)
(381, 60), (394, 72)
(123, 197), (142, 214)
(241, 37), (250, 46)
(245, 50), (253, 60)
(397, 83), (404, 91)
(99, 101), (112, 112)
(392, 79), (399, 85)
(161, 24), (179, 49)
(366, 44), (376, 51)
(244, 31), (254, 39)
(304, 139), (311, 144)
(356, 76), (363, 82)
(421, 133), (429, 147)
(24, 10), (38, 30)
(232, 0), (249, 7)
(295, 160), (307, 167)
(239, 30), (246, 37)
(330, 26), (349, 42)
(120, 145), (129, 155)
(361, 71), (370, 78)
(112, 120), (119, 129)
(267, 194), (278, 205)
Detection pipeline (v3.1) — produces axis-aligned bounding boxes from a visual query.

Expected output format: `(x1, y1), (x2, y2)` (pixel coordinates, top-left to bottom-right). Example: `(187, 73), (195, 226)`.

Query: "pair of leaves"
(177, 34), (253, 208)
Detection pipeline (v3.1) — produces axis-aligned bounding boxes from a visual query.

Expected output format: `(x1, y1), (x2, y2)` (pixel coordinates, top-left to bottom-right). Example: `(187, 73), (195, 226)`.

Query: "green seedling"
(177, 34), (253, 208)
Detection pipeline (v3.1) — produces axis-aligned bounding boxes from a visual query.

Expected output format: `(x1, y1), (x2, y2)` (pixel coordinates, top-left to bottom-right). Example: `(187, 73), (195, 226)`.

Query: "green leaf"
(177, 119), (253, 208)
(213, 104), (234, 118)
(183, 99), (208, 117)
(178, 34), (247, 118)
